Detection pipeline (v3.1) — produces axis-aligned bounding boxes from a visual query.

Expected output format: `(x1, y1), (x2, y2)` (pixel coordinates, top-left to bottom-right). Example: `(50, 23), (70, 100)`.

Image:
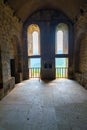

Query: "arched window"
(27, 24), (41, 78)
(56, 23), (68, 54)
(27, 24), (40, 56)
(55, 23), (69, 78)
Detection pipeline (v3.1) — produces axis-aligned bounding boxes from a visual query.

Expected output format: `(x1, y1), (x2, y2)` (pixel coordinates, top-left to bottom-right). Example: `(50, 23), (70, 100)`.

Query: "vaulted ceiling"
(7, 0), (87, 22)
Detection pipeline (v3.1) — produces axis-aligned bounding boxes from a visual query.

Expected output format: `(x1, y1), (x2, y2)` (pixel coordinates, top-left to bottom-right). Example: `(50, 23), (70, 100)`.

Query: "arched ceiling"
(7, 0), (87, 22)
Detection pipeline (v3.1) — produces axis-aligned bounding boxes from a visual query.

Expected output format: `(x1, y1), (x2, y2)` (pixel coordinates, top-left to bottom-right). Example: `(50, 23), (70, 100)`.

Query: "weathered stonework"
(0, 1), (23, 99)
(0, 46), (3, 88)
(75, 72), (87, 90)
(79, 36), (87, 72)
(74, 12), (87, 89)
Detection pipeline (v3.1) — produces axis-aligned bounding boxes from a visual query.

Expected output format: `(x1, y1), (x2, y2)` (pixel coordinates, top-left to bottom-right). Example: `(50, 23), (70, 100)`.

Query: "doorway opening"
(55, 58), (68, 78)
(55, 23), (69, 78)
(28, 58), (41, 78)
(27, 24), (41, 78)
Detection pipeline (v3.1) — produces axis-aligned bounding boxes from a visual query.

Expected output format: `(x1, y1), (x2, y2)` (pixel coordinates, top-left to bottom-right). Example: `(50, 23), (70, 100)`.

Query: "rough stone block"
(4, 77), (15, 95)
(15, 73), (22, 83)
(0, 88), (4, 100)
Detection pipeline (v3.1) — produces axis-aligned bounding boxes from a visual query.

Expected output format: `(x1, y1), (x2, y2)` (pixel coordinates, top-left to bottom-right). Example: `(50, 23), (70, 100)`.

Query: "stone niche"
(0, 2), (23, 99)
(9, 37), (23, 84)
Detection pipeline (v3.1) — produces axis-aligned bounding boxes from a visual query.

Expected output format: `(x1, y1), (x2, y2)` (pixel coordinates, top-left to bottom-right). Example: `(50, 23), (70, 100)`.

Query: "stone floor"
(0, 78), (87, 130)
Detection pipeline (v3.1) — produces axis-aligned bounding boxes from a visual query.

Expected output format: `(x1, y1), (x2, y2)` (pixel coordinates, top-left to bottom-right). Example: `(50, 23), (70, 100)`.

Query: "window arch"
(55, 23), (68, 54)
(27, 24), (40, 56)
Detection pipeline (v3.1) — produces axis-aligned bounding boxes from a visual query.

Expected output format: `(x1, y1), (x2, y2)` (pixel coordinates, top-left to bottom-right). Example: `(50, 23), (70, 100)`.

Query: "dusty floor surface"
(0, 78), (87, 130)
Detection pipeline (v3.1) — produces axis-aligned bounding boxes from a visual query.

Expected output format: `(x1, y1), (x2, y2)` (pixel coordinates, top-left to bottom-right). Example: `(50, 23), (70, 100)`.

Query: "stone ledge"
(15, 73), (22, 83)
(75, 72), (87, 89)
(0, 77), (15, 99)
(0, 88), (4, 100)
(4, 77), (15, 96)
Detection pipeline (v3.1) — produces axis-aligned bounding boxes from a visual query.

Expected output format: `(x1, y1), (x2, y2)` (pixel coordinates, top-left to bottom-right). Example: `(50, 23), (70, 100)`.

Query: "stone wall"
(0, 46), (3, 88)
(79, 35), (87, 72)
(0, 1), (23, 99)
(74, 12), (87, 89)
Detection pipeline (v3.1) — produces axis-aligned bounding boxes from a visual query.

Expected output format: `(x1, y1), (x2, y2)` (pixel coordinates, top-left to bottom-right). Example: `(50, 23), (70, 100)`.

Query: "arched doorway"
(27, 24), (41, 78)
(55, 23), (69, 78)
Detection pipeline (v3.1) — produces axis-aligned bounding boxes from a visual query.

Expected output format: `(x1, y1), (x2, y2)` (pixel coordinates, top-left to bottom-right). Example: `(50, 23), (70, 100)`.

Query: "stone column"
(41, 22), (55, 80)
